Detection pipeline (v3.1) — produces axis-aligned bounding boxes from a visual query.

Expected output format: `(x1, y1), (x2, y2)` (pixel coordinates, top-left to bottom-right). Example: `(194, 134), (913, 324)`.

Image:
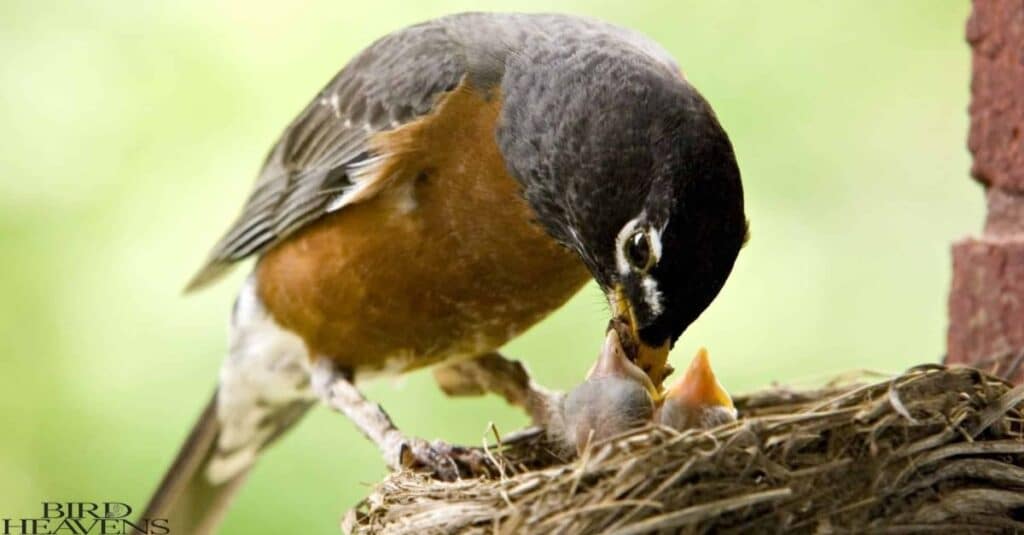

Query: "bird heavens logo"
(1, 502), (168, 535)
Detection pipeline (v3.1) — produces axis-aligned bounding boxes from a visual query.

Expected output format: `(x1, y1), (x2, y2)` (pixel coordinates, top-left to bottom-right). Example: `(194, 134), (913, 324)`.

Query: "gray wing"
(185, 12), (681, 292)
(185, 20), (468, 292)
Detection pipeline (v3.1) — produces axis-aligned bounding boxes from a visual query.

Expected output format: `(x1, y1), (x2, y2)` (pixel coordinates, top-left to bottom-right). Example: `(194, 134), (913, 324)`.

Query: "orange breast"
(255, 83), (591, 376)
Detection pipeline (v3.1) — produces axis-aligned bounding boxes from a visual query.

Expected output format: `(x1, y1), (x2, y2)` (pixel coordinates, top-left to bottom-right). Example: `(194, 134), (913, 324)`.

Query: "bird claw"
(397, 438), (497, 481)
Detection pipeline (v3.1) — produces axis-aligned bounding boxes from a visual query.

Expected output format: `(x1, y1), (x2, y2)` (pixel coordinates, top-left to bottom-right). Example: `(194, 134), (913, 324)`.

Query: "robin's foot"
(397, 438), (497, 481)
(312, 360), (498, 481)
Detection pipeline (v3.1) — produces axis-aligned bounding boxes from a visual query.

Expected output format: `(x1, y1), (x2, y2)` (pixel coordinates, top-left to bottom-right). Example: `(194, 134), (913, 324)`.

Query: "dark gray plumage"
(189, 11), (744, 352)
(186, 18), (465, 290)
(497, 36), (744, 346)
(189, 10), (745, 353)
(186, 12), (683, 292)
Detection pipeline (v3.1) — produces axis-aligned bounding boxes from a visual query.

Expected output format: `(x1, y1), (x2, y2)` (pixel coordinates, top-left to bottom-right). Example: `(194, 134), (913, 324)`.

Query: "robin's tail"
(134, 390), (312, 535)
(133, 391), (245, 535)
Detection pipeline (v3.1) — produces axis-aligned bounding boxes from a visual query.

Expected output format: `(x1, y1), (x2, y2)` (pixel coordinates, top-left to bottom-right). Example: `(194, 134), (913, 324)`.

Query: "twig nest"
(344, 365), (1024, 534)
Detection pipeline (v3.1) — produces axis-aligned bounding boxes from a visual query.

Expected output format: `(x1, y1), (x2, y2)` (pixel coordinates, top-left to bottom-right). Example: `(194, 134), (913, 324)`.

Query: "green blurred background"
(0, 1), (976, 533)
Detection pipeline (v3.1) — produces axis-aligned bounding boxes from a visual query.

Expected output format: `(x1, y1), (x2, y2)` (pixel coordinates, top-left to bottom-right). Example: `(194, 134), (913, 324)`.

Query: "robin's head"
(498, 42), (747, 386)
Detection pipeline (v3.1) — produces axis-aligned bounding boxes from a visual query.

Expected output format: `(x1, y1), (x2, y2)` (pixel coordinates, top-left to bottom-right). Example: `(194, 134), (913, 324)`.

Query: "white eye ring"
(614, 216), (662, 275)
(624, 231), (655, 272)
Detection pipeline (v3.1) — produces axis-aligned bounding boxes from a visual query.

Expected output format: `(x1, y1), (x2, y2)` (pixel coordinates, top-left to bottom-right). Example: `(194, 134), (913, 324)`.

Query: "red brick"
(966, 0), (1024, 191)
(947, 238), (1024, 384)
(947, 0), (1024, 383)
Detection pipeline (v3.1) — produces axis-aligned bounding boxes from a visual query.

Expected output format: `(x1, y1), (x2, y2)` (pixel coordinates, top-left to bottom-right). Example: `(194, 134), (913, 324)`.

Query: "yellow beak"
(587, 327), (659, 400)
(611, 285), (671, 390)
(664, 347), (734, 410)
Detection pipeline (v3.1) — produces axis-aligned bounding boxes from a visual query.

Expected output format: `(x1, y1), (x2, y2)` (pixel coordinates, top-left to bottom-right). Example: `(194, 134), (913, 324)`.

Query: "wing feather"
(185, 21), (466, 292)
(184, 12), (679, 292)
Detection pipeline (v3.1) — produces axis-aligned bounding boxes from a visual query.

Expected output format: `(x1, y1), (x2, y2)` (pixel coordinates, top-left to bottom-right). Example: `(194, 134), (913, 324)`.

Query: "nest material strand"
(345, 365), (1024, 534)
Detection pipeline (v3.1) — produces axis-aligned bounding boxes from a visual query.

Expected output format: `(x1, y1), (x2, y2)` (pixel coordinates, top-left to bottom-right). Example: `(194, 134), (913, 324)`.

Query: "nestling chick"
(552, 328), (657, 456)
(656, 348), (737, 431)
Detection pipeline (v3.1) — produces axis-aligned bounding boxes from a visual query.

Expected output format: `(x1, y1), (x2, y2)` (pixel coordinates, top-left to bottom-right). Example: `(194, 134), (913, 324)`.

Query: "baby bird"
(553, 328), (658, 455)
(656, 348), (737, 431)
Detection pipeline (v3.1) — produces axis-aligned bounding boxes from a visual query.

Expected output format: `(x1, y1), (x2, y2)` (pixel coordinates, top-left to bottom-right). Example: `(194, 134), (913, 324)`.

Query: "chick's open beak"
(656, 348), (736, 431)
(587, 327), (659, 400)
(665, 348), (734, 411)
(611, 285), (671, 389)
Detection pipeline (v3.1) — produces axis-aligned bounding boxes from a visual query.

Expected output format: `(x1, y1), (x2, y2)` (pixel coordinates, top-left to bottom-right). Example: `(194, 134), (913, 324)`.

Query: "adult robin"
(656, 348), (738, 431)
(140, 11), (746, 534)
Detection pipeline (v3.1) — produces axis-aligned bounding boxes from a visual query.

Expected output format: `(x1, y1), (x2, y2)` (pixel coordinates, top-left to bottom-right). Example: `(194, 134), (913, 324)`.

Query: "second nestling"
(547, 325), (737, 456)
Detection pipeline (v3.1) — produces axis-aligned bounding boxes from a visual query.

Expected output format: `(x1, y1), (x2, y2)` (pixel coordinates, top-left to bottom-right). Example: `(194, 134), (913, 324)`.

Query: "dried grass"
(344, 365), (1024, 534)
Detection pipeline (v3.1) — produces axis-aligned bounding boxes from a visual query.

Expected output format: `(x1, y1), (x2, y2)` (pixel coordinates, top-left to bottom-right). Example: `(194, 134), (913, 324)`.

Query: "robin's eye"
(624, 231), (654, 272)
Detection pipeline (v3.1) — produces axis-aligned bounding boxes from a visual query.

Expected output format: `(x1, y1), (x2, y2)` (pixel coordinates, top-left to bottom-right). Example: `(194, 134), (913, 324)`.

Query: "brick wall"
(946, 0), (1024, 383)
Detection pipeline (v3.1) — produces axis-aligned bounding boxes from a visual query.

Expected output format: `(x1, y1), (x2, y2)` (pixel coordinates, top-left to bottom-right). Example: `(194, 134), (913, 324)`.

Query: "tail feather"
(136, 389), (314, 534)
(134, 391), (249, 535)
(144, 276), (317, 533)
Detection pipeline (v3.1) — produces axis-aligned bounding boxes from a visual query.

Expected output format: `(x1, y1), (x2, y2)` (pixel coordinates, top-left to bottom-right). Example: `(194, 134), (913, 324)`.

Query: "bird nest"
(344, 365), (1024, 534)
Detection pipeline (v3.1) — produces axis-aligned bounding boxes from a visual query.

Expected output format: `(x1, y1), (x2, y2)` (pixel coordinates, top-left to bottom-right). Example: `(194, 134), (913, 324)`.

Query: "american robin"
(550, 325), (657, 455)
(140, 11), (746, 534)
(656, 348), (737, 431)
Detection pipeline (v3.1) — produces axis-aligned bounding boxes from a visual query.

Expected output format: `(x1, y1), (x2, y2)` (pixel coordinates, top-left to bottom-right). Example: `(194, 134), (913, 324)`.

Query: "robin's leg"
(310, 359), (494, 481)
(433, 352), (559, 425)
